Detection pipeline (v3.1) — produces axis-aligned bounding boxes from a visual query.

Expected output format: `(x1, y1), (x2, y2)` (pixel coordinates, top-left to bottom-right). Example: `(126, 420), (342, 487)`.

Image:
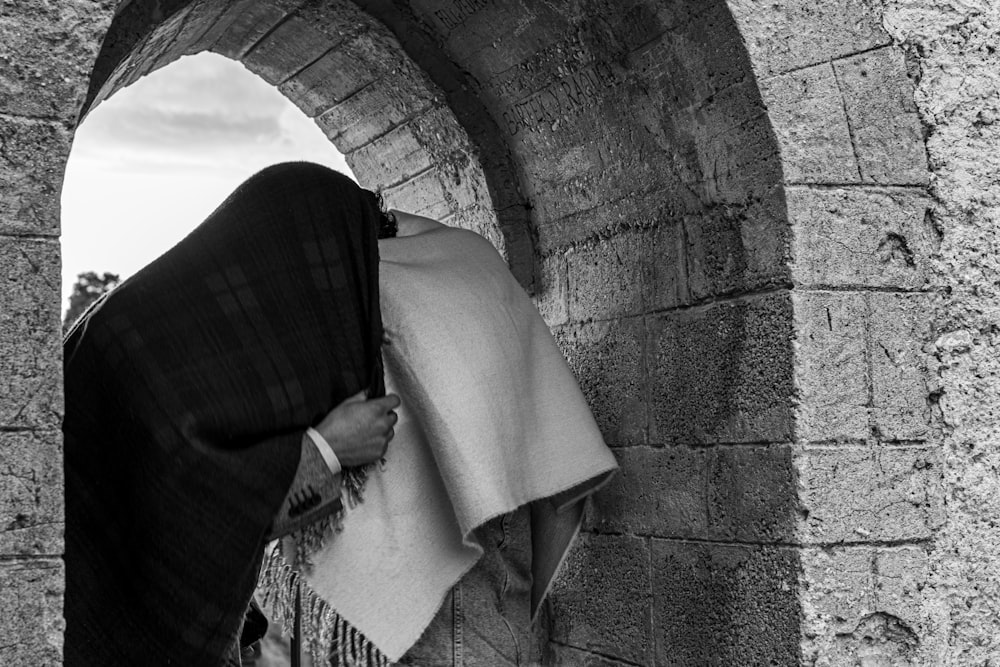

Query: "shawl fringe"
(260, 464), (391, 667)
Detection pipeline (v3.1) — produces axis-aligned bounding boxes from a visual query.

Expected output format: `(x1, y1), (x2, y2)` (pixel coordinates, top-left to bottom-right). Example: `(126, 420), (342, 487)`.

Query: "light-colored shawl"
(265, 224), (617, 664)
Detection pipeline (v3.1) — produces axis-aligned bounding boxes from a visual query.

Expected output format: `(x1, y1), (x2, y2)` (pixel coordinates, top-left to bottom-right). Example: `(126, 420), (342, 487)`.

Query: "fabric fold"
(284, 224), (618, 662)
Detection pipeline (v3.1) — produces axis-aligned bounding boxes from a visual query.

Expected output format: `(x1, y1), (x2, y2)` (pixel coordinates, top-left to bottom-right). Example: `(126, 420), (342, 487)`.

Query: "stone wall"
(3, 0), (997, 665)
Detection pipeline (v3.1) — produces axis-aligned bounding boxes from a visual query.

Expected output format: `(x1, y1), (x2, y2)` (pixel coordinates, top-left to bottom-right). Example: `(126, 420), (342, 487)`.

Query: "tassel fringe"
(260, 464), (391, 667)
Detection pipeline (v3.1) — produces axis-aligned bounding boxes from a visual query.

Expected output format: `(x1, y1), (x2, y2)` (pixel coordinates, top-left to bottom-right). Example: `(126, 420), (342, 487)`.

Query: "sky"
(60, 52), (354, 309)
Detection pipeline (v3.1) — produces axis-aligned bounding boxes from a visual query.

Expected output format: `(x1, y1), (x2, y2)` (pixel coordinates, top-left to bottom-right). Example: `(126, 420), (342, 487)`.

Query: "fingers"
(341, 390), (368, 405)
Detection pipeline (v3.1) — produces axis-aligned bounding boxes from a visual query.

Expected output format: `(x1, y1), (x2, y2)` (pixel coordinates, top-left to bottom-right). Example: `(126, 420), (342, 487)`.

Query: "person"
(62, 162), (399, 666)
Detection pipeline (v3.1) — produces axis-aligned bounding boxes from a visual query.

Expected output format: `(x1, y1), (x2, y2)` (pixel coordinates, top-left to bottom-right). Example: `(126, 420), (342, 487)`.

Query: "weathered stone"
(210, 0), (301, 59)
(729, 0), (891, 77)
(545, 642), (639, 666)
(796, 445), (943, 543)
(0, 558), (63, 666)
(793, 291), (869, 442)
(800, 546), (876, 635)
(0, 117), (70, 236)
(789, 185), (936, 289)
(706, 444), (797, 543)
(279, 32), (401, 118)
(648, 220), (688, 311)
(652, 540), (800, 666)
(549, 533), (651, 665)
(566, 229), (652, 322)
(0, 2), (107, 120)
(556, 317), (647, 446)
(833, 46), (929, 185)
(348, 119), (434, 192)
(0, 430), (62, 556)
(587, 445), (709, 538)
(759, 62), (860, 184)
(532, 251), (568, 327)
(0, 237), (62, 429)
(382, 169), (451, 221)
(868, 292), (934, 441)
(875, 546), (931, 633)
(648, 292), (794, 444)
(317, 70), (437, 153)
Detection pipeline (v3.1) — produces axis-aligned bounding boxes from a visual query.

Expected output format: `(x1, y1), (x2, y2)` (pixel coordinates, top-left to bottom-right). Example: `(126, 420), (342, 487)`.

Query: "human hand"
(313, 391), (401, 467)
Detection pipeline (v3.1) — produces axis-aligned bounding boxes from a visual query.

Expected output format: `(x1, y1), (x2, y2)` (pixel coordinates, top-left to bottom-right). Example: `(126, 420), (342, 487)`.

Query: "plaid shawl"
(63, 162), (385, 666)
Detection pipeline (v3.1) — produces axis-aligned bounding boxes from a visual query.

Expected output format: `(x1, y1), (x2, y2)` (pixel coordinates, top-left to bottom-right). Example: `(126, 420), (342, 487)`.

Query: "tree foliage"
(63, 271), (121, 333)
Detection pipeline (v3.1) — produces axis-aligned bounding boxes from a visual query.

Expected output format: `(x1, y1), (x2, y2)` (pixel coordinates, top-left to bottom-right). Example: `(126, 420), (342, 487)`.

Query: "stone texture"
(316, 69), (437, 153)
(0, 2), (108, 120)
(587, 446), (709, 539)
(868, 292), (935, 441)
(381, 169), (451, 221)
(652, 541), (800, 666)
(793, 291), (869, 442)
(648, 292), (795, 444)
(532, 251), (568, 327)
(800, 545), (933, 665)
(278, 30), (396, 117)
(879, 3), (1000, 659)
(789, 185), (936, 289)
(0, 558), (63, 666)
(728, 0), (891, 77)
(758, 62), (860, 183)
(210, 0), (300, 59)
(548, 534), (651, 666)
(833, 46), (929, 185)
(556, 317), (647, 446)
(0, 117), (71, 236)
(566, 229), (653, 322)
(797, 445), (943, 544)
(706, 444), (798, 543)
(0, 431), (62, 556)
(0, 238), (62, 429)
(348, 118), (434, 192)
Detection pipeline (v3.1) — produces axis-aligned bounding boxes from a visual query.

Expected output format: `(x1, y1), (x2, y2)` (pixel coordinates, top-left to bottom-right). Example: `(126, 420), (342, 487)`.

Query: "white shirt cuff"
(305, 427), (342, 476)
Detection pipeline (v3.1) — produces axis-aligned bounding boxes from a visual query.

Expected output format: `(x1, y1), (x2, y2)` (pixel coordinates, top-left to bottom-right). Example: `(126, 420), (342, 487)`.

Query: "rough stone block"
(868, 292), (934, 441)
(280, 33), (400, 118)
(566, 229), (652, 322)
(648, 292), (794, 444)
(243, 15), (338, 85)
(0, 558), (63, 666)
(797, 445), (943, 543)
(0, 430), (62, 557)
(648, 221), (688, 311)
(729, 0), (891, 77)
(834, 46), (929, 185)
(548, 534), (651, 665)
(317, 71), (436, 153)
(536, 185), (696, 255)
(0, 117), (71, 236)
(692, 107), (782, 204)
(382, 169), (451, 221)
(684, 188), (790, 301)
(789, 186), (936, 289)
(801, 546), (875, 636)
(210, 0), (300, 59)
(793, 291), (869, 442)
(875, 546), (931, 633)
(532, 252), (568, 328)
(556, 317), (646, 446)
(652, 541), (800, 666)
(0, 2), (107, 119)
(759, 62), (860, 184)
(706, 444), (797, 543)
(348, 121), (433, 192)
(0, 238), (62, 429)
(587, 446), (708, 538)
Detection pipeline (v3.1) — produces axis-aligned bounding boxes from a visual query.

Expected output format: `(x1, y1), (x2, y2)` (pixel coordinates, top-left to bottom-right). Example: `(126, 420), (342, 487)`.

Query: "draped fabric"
(63, 162), (386, 666)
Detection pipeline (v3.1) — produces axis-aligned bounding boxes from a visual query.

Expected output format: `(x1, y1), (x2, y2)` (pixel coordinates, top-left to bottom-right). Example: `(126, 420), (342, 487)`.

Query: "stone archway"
(0, 1), (957, 664)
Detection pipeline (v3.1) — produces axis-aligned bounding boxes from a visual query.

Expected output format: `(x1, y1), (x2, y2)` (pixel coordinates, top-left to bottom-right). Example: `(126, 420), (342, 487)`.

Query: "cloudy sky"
(61, 52), (353, 308)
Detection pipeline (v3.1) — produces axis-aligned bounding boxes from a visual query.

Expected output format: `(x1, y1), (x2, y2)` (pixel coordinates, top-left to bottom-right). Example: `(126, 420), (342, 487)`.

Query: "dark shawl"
(63, 162), (385, 666)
